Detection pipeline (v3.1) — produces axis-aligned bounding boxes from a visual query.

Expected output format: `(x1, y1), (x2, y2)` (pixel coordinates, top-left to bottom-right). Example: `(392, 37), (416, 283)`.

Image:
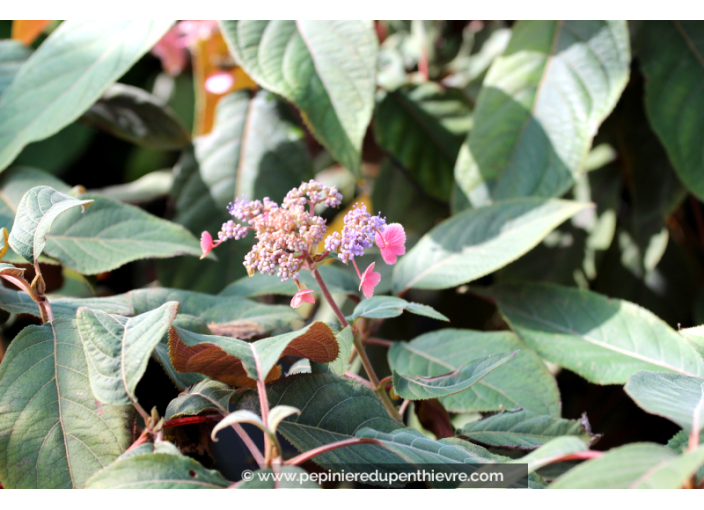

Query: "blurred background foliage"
(1, 20), (703, 470)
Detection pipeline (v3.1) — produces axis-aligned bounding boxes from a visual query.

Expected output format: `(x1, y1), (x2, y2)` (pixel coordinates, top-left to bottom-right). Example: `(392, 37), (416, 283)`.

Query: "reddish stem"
(232, 423), (266, 469)
(284, 438), (383, 466)
(162, 414), (222, 429)
(377, 375), (393, 390)
(364, 337), (394, 348)
(125, 429), (150, 453)
(543, 451), (603, 465)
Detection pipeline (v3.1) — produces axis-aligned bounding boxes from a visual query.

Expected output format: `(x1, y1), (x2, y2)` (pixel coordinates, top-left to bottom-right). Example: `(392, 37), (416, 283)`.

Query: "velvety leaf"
(8, 186), (93, 263)
(0, 286), (132, 319)
(235, 466), (320, 489)
(349, 296), (448, 322)
(116, 441), (182, 461)
(0, 319), (132, 488)
(515, 436), (589, 473)
(90, 170), (173, 204)
(80, 84), (190, 150)
(459, 410), (598, 449)
(356, 428), (539, 488)
(127, 288), (299, 338)
(637, 22), (704, 200)
(391, 198), (589, 293)
(84, 453), (229, 489)
(681, 326), (704, 360)
(0, 262), (24, 277)
(165, 379), (235, 420)
(480, 282), (704, 384)
(42, 195), (201, 274)
(235, 374), (405, 473)
(169, 322), (338, 387)
(0, 40), (31, 98)
(0, 20), (174, 172)
(455, 20), (630, 207)
(221, 20), (377, 175)
(311, 326), (354, 376)
(220, 265), (359, 298)
(388, 330), (561, 416)
(550, 443), (704, 489)
(77, 302), (179, 405)
(625, 371), (704, 434)
(374, 83), (472, 201)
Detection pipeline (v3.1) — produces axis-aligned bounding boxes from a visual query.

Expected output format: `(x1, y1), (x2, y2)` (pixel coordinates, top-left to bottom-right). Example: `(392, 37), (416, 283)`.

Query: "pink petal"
(359, 263), (382, 299)
(291, 289), (315, 308)
(375, 223), (406, 265)
(151, 28), (188, 76)
(205, 72), (234, 94)
(200, 231), (214, 259)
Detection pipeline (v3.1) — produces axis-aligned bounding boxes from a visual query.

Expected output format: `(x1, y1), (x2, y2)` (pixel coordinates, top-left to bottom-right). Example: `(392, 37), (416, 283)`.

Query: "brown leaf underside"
(168, 322), (339, 387)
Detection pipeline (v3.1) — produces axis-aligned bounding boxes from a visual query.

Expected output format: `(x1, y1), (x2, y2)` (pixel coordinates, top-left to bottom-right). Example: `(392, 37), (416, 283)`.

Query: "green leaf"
(459, 410), (598, 449)
(454, 20), (630, 207)
(0, 40), (31, 98)
(311, 326), (354, 376)
(235, 466), (320, 489)
(42, 194), (201, 274)
(127, 288), (299, 338)
(221, 20), (377, 175)
(165, 379), (235, 420)
(268, 405), (301, 434)
(0, 20), (174, 173)
(169, 322), (339, 387)
(388, 330), (561, 416)
(637, 22), (704, 201)
(681, 326), (704, 360)
(212, 410), (266, 440)
(391, 198), (589, 293)
(90, 170), (173, 204)
(79, 84), (190, 150)
(235, 374), (405, 472)
(84, 453), (229, 489)
(625, 371), (704, 434)
(220, 265), (359, 298)
(550, 444), (704, 489)
(0, 262), (24, 277)
(116, 441), (182, 461)
(0, 286), (132, 319)
(374, 83), (472, 201)
(8, 186), (93, 263)
(349, 296), (448, 322)
(392, 351), (515, 400)
(0, 319), (132, 488)
(479, 282), (704, 384)
(355, 428), (539, 488)
(77, 302), (179, 405)
(515, 436), (589, 473)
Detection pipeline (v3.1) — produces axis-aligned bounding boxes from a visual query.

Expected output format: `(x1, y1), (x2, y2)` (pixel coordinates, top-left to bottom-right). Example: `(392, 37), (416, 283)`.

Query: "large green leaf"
(355, 429), (540, 488)
(349, 296), (448, 322)
(550, 444), (704, 489)
(42, 194), (201, 274)
(0, 286), (132, 319)
(169, 322), (338, 386)
(374, 83), (472, 201)
(0, 20), (174, 172)
(625, 371), (704, 434)
(0, 40), (31, 98)
(164, 379), (235, 420)
(392, 351), (515, 401)
(637, 22), (704, 200)
(454, 20), (630, 207)
(388, 329), (560, 415)
(84, 453), (229, 489)
(220, 20), (377, 175)
(127, 288), (299, 338)
(235, 374), (405, 471)
(79, 83), (190, 150)
(458, 410), (597, 449)
(8, 186), (93, 263)
(77, 302), (179, 405)
(0, 319), (132, 488)
(391, 198), (588, 294)
(480, 282), (704, 384)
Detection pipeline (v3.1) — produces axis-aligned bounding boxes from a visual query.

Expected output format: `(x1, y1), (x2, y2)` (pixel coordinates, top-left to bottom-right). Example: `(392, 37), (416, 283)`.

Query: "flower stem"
(311, 267), (402, 422)
(284, 437), (383, 466)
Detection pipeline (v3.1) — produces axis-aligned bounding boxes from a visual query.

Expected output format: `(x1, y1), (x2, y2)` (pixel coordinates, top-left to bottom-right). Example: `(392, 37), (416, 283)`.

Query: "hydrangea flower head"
(325, 203), (386, 263)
